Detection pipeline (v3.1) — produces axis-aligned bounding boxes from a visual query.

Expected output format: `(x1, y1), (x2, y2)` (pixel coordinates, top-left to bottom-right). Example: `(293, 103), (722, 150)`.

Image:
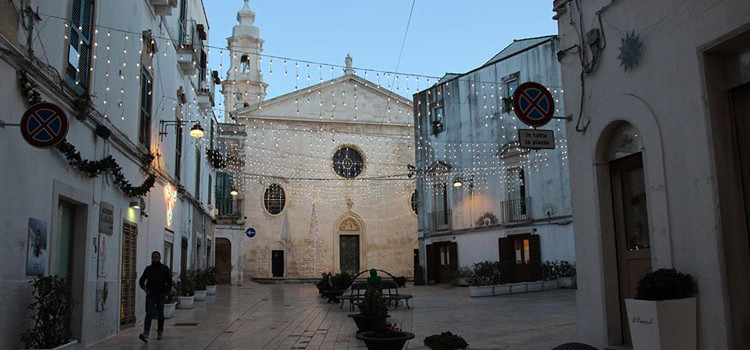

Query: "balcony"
(197, 80), (214, 109)
(177, 19), (203, 76)
(217, 197), (242, 217)
(502, 197), (533, 224)
(149, 0), (177, 16)
(430, 210), (452, 232)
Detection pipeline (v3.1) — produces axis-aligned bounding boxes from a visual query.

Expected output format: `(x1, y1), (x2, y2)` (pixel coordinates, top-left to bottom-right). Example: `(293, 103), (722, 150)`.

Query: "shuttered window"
(138, 68), (153, 148)
(66, 0), (94, 94)
(120, 222), (137, 327)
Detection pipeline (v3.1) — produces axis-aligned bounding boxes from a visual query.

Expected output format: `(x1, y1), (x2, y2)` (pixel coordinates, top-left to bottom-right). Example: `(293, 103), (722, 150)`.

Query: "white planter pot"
(194, 289), (208, 301)
(469, 285), (494, 297)
(206, 285), (217, 295)
(625, 297), (696, 350)
(178, 295), (194, 309)
(543, 279), (559, 290)
(559, 276), (577, 289)
(510, 282), (528, 294)
(164, 302), (177, 319)
(493, 284), (511, 295)
(527, 281), (543, 292)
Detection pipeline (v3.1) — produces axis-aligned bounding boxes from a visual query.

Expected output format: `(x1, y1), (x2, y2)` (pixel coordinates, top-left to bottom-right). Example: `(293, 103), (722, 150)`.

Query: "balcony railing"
(431, 210), (452, 232)
(216, 197), (241, 217)
(502, 197), (532, 223)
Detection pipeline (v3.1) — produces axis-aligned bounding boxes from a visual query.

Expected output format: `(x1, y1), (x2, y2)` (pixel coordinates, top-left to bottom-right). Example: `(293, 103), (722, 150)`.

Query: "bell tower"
(222, 0), (267, 116)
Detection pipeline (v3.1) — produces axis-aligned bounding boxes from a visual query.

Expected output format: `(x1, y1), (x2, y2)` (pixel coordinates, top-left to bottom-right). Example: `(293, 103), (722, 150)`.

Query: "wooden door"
(733, 85), (750, 250)
(499, 234), (540, 282)
(339, 235), (360, 276)
(215, 238), (231, 284)
(426, 244), (437, 284)
(120, 222), (137, 327)
(611, 152), (652, 344)
(271, 250), (284, 277)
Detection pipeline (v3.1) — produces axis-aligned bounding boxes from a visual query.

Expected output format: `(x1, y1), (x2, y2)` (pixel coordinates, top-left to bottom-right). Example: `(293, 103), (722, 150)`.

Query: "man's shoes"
(157, 332), (163, 340)
(139, 333), (148, 343)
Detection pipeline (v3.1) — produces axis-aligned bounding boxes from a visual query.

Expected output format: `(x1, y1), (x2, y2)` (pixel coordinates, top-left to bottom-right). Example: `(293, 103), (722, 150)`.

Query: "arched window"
(263, 184), (285, 214)
(332, 147), (364, 178)
(240, 55), (249, 73)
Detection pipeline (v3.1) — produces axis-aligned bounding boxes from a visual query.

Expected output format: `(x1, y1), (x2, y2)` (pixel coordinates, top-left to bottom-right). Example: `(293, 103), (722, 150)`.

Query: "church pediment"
(427, 160), (452, 174)
(339, 217), (361, 232)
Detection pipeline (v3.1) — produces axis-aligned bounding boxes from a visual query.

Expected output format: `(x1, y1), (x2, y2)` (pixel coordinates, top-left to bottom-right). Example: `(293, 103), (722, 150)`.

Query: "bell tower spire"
(222, 0), (268, 116)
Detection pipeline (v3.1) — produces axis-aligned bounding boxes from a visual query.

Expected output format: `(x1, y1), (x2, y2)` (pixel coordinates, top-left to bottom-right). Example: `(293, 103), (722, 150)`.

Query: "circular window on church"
(263, 184), (285, 215)
(332, 147), (364, 179)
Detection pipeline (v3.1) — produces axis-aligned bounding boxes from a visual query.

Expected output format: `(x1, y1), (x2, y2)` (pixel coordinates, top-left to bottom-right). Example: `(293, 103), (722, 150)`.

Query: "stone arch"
(333, 212), (366, 274)
(590, 93), (670, 345)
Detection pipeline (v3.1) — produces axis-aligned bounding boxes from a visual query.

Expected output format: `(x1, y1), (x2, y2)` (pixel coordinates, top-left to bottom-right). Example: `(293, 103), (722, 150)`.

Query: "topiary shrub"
(424, 331), (469, 350)
(636, 268), (696, 301)
(468, 261), (502, 286)
(331, 272), (354, 290)
(558, 261), (577, 277)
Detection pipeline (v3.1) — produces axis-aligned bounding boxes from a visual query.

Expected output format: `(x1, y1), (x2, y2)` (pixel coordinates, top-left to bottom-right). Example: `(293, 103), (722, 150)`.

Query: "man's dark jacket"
(139, 262), (172, 295)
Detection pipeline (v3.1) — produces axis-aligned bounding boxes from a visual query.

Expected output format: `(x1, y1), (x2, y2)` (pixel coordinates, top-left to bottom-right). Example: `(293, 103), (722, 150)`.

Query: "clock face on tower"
(332, 147), (364, 179)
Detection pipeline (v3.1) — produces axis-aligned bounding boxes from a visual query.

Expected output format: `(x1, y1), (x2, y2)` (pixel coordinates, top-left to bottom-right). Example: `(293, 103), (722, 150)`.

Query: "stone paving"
(89, 283), (577, 350)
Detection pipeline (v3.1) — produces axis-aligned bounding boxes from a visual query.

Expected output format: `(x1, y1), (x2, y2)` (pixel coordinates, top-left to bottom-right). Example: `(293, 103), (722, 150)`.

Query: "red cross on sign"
(20, 103), (69, 148)
(512, 82), (555, 127)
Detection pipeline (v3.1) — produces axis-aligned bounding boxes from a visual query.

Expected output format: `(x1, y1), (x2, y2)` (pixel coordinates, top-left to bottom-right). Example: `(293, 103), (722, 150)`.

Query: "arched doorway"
(215, 238), (231, 284)
(600, 121), (652, 345)
(336, 215), (363, 276)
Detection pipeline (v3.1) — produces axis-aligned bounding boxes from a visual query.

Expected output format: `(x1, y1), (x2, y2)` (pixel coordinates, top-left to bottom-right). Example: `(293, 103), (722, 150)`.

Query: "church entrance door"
(340, 235), (360, 276)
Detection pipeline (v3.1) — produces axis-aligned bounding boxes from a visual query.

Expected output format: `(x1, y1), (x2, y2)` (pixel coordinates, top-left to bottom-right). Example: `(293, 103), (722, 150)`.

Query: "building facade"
(0, 0), (217, 347)
(413, 36), (574, 284)
(553, 0), (750, 348)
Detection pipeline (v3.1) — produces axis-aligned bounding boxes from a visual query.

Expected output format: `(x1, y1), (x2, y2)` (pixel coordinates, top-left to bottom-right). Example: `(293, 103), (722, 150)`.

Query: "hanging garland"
(56, 140), (156, 197)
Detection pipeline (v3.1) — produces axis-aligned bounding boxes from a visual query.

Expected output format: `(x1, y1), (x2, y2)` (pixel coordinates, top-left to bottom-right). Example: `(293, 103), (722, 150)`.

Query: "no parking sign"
(512, 82), (555, 128)
(20, 103), (69, 148)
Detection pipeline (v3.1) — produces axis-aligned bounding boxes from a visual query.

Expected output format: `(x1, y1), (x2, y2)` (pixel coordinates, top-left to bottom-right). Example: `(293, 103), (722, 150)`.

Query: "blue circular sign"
(20, 103), (69, 148)
(512, 82), (555, 127)
(245, 227), (256, 238)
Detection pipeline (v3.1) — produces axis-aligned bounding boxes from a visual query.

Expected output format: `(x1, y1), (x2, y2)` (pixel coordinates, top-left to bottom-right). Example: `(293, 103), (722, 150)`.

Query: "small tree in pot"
(177, 270), (196, 309)
(354, 270), (415, 349)
(626, 268), (697, 350)
(205, 267), (217, 295)
(21, 275), (77, 349)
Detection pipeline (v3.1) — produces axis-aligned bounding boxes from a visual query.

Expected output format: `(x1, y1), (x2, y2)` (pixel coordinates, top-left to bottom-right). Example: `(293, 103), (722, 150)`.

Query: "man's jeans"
(143, 293), (166, 335)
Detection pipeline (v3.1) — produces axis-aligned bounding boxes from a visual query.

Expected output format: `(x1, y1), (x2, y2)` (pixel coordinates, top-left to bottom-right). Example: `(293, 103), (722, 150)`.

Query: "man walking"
(138, 251), (172, 342)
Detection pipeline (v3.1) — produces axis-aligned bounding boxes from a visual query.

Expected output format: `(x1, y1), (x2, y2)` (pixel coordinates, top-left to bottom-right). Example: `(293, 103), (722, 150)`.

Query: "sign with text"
(518, 129), (555, 149)
(98, 202), (114, 235)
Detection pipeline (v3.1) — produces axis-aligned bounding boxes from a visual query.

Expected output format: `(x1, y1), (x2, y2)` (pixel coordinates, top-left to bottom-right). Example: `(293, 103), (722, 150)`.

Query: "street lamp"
(230, 188), (239, 196)
(453, 178), (463, 187)
(159, 119), (205, 139)
(189, 123), (205, 138)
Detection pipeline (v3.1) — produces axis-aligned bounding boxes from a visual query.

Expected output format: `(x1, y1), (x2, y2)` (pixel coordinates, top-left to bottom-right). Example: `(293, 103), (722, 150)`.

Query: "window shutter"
(67, 0), (94, 94)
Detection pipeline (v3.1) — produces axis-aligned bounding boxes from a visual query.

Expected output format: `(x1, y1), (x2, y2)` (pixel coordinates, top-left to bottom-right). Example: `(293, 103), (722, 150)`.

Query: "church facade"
(216, 2), (417, 281)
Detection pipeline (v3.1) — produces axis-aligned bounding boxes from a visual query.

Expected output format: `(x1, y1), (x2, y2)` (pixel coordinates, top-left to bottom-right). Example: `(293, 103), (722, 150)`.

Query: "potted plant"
(541, 260), (560, 290)
(354, 270), (415, 349)
(194, 269), (208, 301)
(424, 331), (469, 350)
(355, 322), (416, 350)
(177, 270), (195, 309)
(21, 275), (77, 350)
(468, 261), (502, 297)
(163, 273), (178, 319)
(450, 267), (472, 287)
(558, 261), (577, 288)
(349, 281), (390, 332)
(316, 272), (332, 296)
(322, 272), (353, 303)
(625, 268), (697, 350)
(205, 267), (217, 295)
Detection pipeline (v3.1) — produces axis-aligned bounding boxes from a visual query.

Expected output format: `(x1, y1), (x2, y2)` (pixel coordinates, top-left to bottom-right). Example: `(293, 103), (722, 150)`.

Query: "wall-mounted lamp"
(453, 178), (463, 187)
(159, 119), (205, 140)
(230, 188), (239, 196)
(129, 201), (141, 209)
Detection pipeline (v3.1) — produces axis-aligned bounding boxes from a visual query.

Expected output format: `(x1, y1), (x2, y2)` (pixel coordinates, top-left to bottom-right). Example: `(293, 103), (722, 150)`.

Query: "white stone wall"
(0, 0), (216, 347)
(554, 0), (750, 348)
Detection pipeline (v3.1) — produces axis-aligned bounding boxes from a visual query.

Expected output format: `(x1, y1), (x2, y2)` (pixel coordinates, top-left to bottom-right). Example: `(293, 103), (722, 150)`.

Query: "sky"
(203, 1), (559, 113)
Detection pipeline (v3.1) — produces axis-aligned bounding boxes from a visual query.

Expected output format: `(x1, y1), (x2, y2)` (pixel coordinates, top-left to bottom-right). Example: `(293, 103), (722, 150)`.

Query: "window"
(332, 147), (364, 179)
(138, 68), (153, 148)
(216, 172), (234, 216)
(207, 175), (212, 207)
(264, 184), (285, 215)
(411, 190), (419, 214)
(175, 115), (182, 180)
(66, 0), (94, 94)
(430, 85), (445, 134)
(502, 72), (520, 113)
(195, 145), (201, 200)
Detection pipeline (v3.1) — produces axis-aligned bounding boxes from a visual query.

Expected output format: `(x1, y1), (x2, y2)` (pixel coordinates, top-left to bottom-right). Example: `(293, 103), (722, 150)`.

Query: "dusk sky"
(204, 1), (559, 114)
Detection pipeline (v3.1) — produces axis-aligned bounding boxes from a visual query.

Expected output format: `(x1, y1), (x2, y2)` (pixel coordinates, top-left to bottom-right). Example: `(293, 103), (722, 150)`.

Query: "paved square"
(89, 283), (576, 350)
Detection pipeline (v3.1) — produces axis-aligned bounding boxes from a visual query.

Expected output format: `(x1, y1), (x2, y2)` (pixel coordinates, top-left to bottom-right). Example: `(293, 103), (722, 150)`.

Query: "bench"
(338, 281), (413, 310)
